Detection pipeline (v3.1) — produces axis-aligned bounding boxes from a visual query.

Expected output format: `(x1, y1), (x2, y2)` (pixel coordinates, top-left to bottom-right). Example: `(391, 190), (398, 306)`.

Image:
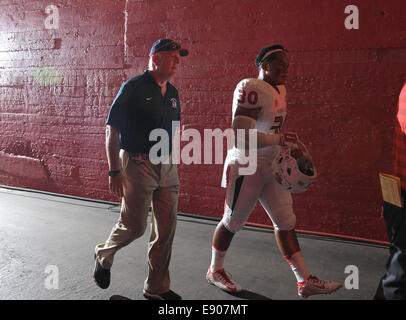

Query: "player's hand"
(280, 132), (309, 159)
(109, 173), (124, 198)
(279, 132), (299, 148)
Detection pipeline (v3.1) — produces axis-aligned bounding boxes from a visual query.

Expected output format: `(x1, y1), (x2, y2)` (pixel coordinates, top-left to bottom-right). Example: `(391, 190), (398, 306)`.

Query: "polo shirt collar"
(143, 70), (172, 89)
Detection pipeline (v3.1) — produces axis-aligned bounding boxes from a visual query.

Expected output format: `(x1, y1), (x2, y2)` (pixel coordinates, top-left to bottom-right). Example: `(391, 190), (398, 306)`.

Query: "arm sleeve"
(106, 82), (132, 131)
(232, 78), (273, 110)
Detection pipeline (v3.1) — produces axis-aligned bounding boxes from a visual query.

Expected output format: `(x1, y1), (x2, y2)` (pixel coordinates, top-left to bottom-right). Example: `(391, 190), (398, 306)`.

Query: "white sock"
(210, 245), (227, 272)
(284, 251), (311, 282)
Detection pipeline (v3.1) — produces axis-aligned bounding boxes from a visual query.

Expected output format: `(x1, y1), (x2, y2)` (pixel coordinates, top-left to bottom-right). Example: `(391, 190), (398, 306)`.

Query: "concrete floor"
(0, 186), (389, 300)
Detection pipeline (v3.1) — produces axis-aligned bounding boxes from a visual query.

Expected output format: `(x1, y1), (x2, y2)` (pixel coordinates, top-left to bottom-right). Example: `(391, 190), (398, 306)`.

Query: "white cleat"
(298, 275), (343, 298)
(206, 267), (243, 293)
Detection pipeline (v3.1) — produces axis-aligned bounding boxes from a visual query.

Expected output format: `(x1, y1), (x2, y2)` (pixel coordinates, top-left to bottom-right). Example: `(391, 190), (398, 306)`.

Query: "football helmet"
(274, 136), (317, 194)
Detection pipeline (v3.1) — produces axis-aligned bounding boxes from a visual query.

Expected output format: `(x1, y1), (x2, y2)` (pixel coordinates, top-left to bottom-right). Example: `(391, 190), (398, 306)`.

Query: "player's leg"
(210, 221), (235, 274)
(260, 180), (342, 297)
(212, 221), (235, 251)
(274, 228), (310, 283)
(207, 164), (263, 292)
(259, 181), (310, 281)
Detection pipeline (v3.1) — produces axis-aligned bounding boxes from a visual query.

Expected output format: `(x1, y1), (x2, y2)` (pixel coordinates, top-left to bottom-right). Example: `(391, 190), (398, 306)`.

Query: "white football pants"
(221, 158), (296, 233)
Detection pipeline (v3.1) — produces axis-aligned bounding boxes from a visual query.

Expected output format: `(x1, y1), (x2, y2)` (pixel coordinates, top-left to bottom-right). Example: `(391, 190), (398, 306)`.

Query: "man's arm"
(106, 124), (123, 197)
(106, 125), (121, 171)
(233, 106), (281, 149)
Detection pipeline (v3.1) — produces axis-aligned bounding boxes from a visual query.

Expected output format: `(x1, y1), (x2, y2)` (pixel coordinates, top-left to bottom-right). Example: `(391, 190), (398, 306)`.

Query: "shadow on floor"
(109, 289), (272, 301)
(110, 295), (132, 300)
(227, 289), (272, 300)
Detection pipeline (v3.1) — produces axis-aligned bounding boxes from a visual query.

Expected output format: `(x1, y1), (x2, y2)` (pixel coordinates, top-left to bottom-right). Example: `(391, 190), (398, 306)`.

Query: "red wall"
(1, 0), (405, 242)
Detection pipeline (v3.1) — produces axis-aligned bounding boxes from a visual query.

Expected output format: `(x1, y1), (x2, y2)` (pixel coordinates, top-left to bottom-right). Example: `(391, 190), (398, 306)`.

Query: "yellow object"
(379, 173), (403, 208)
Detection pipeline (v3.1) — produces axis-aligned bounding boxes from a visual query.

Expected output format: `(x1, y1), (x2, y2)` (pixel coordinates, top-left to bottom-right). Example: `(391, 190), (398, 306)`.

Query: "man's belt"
(129, 153), (149, 163)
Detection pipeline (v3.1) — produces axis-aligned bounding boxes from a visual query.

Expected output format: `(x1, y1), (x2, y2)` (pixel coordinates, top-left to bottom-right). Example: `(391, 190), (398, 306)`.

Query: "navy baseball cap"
(149, 38), (189, 57)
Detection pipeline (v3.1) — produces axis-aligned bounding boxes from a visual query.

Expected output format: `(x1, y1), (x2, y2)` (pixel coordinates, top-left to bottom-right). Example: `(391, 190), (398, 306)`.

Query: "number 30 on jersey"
(238, 89), (258, 105)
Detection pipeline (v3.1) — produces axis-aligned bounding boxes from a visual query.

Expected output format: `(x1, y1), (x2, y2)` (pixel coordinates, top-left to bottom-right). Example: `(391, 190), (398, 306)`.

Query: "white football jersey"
(221, 78), (288, 187)
(232, 78), (287, 135)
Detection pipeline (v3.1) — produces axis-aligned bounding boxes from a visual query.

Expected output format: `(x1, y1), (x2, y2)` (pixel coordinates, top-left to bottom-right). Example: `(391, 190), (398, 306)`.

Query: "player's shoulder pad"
(233, 78), (273, 109)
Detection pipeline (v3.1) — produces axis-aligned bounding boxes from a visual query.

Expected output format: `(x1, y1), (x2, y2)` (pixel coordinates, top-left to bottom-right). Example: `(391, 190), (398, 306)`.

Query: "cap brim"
(179, 49), (189, 57)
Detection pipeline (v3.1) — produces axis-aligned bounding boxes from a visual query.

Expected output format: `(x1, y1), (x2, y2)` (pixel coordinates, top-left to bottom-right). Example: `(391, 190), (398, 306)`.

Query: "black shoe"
(143, 289), (182, 300)
(93, 254), (110, 289)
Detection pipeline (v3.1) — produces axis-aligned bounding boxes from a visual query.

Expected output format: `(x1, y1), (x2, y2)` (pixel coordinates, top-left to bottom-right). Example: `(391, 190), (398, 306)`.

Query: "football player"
(206, 45), (343, 298)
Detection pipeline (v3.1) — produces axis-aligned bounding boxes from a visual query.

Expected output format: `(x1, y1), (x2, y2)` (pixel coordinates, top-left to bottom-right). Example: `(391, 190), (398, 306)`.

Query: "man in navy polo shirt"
(93, 39), (188, 300)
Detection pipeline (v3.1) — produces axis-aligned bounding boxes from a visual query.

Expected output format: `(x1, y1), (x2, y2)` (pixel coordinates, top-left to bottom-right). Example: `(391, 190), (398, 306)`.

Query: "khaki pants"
(95, 150), (179, 294)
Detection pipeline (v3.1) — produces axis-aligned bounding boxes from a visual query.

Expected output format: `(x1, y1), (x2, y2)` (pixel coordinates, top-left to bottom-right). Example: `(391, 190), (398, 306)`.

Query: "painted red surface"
(1, 0), (405, 242)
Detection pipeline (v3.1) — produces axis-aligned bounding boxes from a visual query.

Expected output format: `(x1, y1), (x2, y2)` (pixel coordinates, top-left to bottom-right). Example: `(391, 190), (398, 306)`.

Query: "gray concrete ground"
(0, 186), (389, 300)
